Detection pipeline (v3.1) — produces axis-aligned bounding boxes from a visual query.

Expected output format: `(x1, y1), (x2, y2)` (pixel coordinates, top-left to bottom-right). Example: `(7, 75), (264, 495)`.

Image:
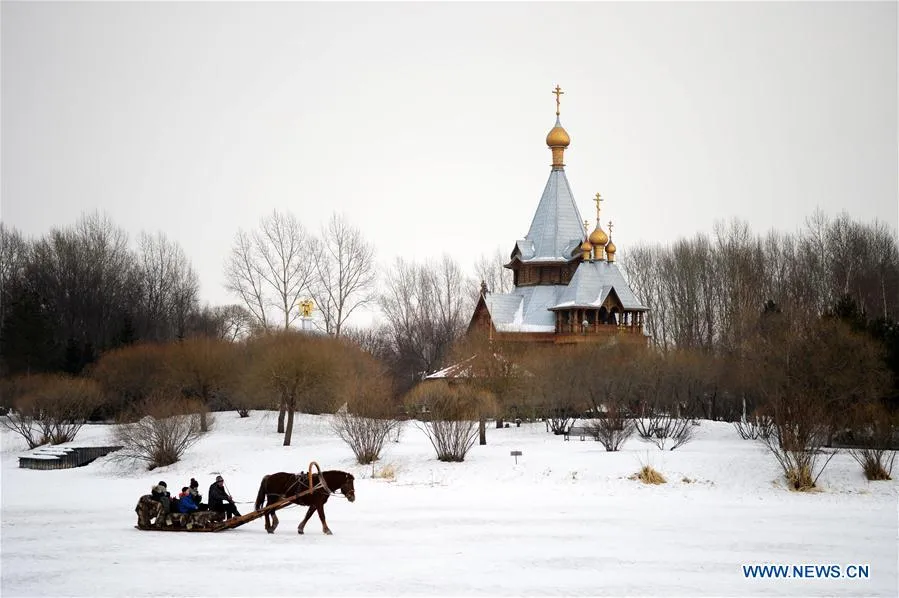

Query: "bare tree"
(474, 248), (513, 295)
(224, 210), (314, 330)
(621, 243), (671, 350)
(134, 231), (199, 341)
(213, 304), (256, 341)
(224, 230), (269, 328)
(0, 224), (29, 340)
(379, 255), (475, 393)
(27, 212), (135, 368)
(309, 213), (376, 337)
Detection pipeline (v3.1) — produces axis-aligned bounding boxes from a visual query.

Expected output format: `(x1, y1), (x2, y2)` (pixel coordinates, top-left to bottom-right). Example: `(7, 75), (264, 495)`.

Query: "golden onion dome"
(546, 125), (570, 147)
(606, 239), (617, 254)
(589, 225), (608, 246)
(580, 238), (593, 252)
(546, 118), (570, 148)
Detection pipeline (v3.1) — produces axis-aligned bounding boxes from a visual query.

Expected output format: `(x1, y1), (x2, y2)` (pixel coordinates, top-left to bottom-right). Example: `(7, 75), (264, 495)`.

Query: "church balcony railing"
(554, 323), (644, 336)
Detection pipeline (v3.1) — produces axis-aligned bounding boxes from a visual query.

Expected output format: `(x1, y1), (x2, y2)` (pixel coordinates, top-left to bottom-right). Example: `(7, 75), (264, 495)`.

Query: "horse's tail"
(255, 475), (269, 511)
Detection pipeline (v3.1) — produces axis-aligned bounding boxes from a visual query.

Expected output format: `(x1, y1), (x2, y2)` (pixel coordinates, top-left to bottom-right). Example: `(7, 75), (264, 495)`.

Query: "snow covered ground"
(2, 412), (897, 597)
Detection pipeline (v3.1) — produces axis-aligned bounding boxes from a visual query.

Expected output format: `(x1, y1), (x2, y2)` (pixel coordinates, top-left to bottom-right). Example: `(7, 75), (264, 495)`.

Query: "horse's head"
(339, 473), (356, 503)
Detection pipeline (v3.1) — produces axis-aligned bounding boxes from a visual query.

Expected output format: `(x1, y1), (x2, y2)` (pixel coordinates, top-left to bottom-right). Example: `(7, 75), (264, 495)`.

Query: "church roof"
(518, 168), (585, 263)
(484, 285), (565, 332)
(549, 261), (648, 311)
(480, 261), (646, 333)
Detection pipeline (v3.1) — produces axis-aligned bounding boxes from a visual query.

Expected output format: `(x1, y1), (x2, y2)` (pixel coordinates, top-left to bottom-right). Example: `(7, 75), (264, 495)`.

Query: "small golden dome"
(546, 126), (570, 147)
(546, 118), (570, 148)
(580, 239), (593, 252)
(589, 226), (608, 246)
(606, 239), (617, 254)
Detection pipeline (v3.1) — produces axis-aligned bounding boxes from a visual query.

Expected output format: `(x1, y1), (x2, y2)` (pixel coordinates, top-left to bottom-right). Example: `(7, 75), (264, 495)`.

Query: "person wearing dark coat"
(188, 478), (206, 510)
(151, 481), (172, 514)
(208, 475), (240, 519)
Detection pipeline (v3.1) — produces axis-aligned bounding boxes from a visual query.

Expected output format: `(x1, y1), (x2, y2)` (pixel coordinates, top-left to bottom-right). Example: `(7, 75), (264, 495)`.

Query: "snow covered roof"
(425, 356), (477, 379)
(519, 168), (585, 263)
(549, 261), (648, 311)
(425, 353), (532, 380)
(479, 262), (646, 333)
(484, 285), (566, 332)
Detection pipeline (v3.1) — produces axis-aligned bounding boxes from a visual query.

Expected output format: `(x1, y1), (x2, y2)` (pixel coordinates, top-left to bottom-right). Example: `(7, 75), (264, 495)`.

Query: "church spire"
(545, 85), (570, 170)
(588, 192), (609, 260)
(606, 220), (617, 263)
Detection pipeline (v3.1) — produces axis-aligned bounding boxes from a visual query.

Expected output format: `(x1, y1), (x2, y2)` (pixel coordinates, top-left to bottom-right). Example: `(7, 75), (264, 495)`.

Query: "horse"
(254, 470), (355, 535)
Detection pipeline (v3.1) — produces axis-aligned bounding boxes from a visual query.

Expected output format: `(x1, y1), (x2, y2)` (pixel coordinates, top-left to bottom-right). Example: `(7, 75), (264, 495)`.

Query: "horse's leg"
(297, 505), (316, 535)
(317, 503), (332, 535)
(270, 509), (279, 533)
(264, 510), (272, 534)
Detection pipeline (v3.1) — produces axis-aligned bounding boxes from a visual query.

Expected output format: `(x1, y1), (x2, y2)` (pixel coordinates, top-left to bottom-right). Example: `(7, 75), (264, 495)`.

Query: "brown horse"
(254, 470), (355, 535)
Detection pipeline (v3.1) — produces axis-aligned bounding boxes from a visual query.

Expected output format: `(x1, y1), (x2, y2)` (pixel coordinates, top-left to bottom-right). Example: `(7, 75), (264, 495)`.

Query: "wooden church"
(468, 87), (648, 345)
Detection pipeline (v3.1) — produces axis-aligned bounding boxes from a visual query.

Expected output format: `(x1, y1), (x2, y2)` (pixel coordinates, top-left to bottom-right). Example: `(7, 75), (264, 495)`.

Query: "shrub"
(635, 411), (695, 450)
(332, 412), (401, 465)
(111, 396), (204, 470)
(585, 402), (635, 451)
(0, 409), (44, 449)
(846, 404), (897, 481)
(732, 412), (774, 440)
(331, 348), (400, 464)
(36, 376), (102, 444)
(407, 381), (491, 462)
(0, 374), (101, 447)
(760, 396), (835, 491)
(850, 448), (895, 481)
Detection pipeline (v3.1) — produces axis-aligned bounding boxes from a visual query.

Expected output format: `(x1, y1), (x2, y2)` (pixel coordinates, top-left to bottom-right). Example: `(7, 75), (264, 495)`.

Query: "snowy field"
(1, 412), (897, 598)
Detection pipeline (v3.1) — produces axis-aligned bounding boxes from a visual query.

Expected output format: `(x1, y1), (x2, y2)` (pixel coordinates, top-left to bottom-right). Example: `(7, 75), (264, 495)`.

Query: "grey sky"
(3, 1), (897, 319)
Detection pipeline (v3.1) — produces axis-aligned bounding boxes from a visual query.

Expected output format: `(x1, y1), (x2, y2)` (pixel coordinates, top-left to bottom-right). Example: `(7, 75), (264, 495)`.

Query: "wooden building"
(468, 87), (648, 345)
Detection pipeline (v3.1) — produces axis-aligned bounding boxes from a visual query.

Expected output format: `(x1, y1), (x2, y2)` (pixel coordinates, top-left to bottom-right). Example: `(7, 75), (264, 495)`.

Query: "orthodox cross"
(608, 221), (614, 235)
(553, 85), (564, 116)
(593, 192), (603, 219)
(583, 220), (590, 234)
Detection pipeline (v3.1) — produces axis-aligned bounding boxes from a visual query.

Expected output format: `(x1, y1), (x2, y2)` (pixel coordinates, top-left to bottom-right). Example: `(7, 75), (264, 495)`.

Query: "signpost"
(510, 450), (522, 464)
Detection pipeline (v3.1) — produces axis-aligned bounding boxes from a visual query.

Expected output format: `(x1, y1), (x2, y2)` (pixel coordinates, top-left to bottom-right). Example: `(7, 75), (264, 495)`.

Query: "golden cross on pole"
(584, 220), (590, 234)
(552, 85), (564, 116)
(593, 192), (603, 219)
(608, 220), (614, 235)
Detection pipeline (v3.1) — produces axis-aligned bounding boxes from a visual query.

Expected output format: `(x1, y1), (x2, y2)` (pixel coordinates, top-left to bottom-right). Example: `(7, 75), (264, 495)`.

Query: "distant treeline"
(621, 212), (899, 353)
(1, 209), (897, 409)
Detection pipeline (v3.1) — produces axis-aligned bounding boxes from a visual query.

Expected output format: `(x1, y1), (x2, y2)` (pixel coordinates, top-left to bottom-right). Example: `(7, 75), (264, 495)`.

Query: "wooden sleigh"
(135, 461), (325, 533)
